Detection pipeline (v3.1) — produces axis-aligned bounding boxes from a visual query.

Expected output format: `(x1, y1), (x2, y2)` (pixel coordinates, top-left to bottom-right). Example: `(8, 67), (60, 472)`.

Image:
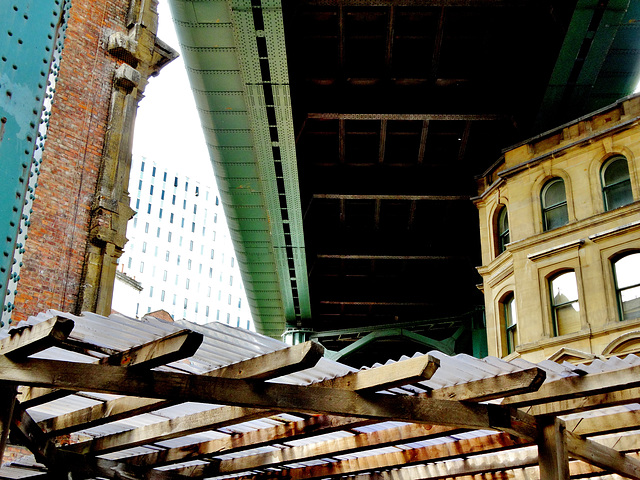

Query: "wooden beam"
(125, 366), (546, 468)
(201, 432), (529, 480)
(503, 365), (640, 409)
(0, 316), (74, 360)
(308, 113), (503, 121)
(63, 354), (531, 457)
(20, 328), (203, 408)
(12, 402), (188, 480)
(525, 386), (640, 417)
(38, 342), (323, 436)
(203, 341), (324, 380)
(62, 406), (271, 455)
(594, 433), (640, 453)
(350, 448), (540, 480)
(313, 193), (469, 201)
(423, 367), (546, 402)
(125, 415), (373, 468)
(0, 356), (537, 439)
(38, 396), (171, 436)
(565, 430), (640, 479)
(317, 354), (439, 393)
(537, 417), (570, 480)
(100, 329), (203, 369)
(344, 452), (636, 480)
(569, 409), (640, 437)
(176, 423), (466, 477)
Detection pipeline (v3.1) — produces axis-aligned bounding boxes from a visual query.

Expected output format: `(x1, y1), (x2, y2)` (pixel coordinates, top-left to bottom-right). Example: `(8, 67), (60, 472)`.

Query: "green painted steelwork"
(326, 328), (459, 362)
(0, 0), (70, 327)
(537, 0), (640, 129)
(168, 0), (310, 338)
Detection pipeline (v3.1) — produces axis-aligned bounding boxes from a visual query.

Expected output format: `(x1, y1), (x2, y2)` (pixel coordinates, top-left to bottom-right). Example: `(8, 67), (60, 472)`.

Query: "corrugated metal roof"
(3, 310), (640, 480)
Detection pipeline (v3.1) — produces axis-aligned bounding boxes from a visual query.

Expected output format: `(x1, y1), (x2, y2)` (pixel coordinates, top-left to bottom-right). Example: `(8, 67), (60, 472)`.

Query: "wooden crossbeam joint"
(0, 316), (74, 360)
(101, 329), (204, 369)
(0, 356), (537, 439)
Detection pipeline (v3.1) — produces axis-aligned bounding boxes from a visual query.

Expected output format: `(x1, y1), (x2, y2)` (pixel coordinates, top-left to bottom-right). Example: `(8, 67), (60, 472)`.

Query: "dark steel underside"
(281, 0), (639, 363)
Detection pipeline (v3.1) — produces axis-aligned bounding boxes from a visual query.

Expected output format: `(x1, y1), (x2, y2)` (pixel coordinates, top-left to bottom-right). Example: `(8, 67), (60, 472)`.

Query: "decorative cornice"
(588, 219), (640, 242)
(527, 239), (585, 262)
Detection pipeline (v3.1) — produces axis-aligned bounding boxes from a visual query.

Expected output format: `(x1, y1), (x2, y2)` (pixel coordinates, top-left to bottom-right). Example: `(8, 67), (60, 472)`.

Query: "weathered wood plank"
(20, 329), (202, 408)
(565, 429), (640, 479)
(125, 415), (373, 467)
(0, 356), (537, 439)
(568, 409), (640, 437)
(62, 406), (270, 455)
(178, 432), (529, 480)
(0, 317), (74, 360)
(204, 341), (324, 380)
(345, 455), (615, 480)
(182, 423), (466, 476)
(503, 365), (640, 408)
(100, 329), (203, 369)
(317, 354), (438, 392)
(39, 396), (168, 436)
(128, 369), (552, 465)
(537, 417), (569, 480)
(527, 387), (640, 417)
(38, 341), (324, 436)
(423, 367), (546, 402)
(11, 402), (190, 480)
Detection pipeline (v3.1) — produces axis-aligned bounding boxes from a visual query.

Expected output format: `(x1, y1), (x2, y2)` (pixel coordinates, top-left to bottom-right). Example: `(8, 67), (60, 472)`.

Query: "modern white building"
(115, 155), (254, 330)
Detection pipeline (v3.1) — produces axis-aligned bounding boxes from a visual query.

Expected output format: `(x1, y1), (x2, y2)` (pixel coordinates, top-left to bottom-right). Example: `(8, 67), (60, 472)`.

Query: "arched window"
(549, 271), (580, 336)
(497, 206), (510, 255)
(613, 253), (640, 321)
(503, 293), (517, 354)
(601, 155), (633, 211)
(541, 178), (568, 231)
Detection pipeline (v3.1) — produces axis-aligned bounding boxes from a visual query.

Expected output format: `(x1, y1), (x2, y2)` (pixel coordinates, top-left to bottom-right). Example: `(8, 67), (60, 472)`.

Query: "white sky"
(132, 0), (214, 183)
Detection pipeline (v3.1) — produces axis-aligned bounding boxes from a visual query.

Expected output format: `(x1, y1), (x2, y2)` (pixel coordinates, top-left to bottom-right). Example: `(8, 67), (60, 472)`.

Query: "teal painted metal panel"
(0, 0), (70, 327)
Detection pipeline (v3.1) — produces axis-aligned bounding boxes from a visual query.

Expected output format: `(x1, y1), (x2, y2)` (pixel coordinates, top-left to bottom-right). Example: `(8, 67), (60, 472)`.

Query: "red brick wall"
(13, 0), (129, 322)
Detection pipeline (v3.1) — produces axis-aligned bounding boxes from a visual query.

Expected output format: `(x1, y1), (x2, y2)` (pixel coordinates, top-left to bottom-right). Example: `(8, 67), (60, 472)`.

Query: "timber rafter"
(1, 315), (640, 480)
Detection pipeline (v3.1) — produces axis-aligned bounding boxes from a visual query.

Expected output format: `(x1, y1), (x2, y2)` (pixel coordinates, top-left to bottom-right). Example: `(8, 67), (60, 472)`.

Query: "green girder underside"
(168, 0), (310, 339)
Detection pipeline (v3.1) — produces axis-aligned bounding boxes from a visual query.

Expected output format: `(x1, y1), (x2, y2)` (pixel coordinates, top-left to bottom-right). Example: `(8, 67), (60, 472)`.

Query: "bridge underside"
(169, 0), (640, 365)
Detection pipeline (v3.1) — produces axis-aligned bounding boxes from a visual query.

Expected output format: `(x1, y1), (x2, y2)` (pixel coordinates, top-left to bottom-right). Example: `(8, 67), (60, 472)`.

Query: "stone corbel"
(108, 31), (139, 67)
(114, 63), (141, 92)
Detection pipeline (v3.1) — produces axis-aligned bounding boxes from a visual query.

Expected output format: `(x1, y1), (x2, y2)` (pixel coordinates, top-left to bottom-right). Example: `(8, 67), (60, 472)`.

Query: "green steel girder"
(168, 0), (310, 338)
(536, 0), (638, 129)
(0, 0), (71, 327)
(326, 328), (458, 363)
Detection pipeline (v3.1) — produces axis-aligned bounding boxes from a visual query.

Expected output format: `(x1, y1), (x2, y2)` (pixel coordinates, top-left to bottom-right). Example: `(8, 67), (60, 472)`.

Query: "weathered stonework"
(474, 94), (640, 362)
(13, 0), (177, 321)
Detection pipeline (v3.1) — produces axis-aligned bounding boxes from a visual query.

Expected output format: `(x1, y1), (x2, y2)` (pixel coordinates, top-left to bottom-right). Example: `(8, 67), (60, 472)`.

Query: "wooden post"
(538, 417), (569, 480)
(0, 385), (17, 464)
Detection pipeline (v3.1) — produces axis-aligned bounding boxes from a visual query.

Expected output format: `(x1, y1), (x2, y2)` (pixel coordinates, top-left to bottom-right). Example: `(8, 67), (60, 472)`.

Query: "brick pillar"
(13, 0), (176, 321)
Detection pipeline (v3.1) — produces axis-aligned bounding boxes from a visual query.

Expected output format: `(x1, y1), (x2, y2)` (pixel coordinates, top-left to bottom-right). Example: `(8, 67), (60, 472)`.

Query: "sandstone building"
(475, 94), (640, 362)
